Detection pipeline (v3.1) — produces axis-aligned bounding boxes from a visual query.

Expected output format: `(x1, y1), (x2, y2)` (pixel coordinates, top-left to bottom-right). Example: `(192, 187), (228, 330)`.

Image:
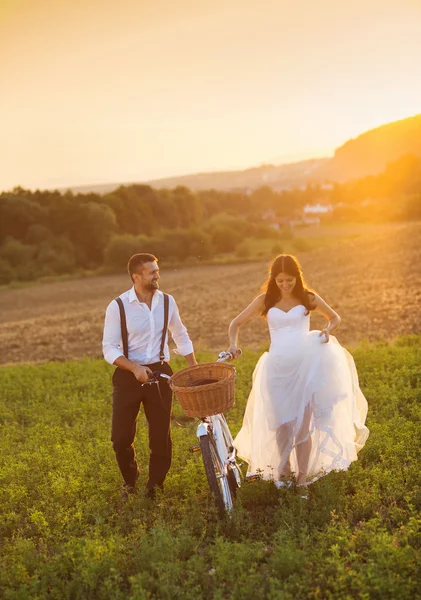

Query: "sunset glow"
(1, 0), (421, 190)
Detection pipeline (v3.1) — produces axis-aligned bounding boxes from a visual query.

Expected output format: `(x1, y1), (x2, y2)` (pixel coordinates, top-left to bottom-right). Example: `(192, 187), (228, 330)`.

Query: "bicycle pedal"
(189, 445), (201, 453)
(245, 475), (261, 483)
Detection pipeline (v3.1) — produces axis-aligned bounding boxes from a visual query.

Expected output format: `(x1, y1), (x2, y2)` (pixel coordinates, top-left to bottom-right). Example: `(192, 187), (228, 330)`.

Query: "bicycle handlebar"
(217, 349), (242, 362)
(144, 352), (241, 386)
(142, 371), (171, 386)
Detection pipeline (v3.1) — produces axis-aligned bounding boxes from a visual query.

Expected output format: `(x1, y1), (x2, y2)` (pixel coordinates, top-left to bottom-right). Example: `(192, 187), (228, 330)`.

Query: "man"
(102, 253), (196, 499)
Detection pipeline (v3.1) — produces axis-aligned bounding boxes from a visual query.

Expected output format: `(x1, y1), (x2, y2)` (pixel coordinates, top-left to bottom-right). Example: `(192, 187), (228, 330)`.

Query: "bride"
(228, 254), (369, 488)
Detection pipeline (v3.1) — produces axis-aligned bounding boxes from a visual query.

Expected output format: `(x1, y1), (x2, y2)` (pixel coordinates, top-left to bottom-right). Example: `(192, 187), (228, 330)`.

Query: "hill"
(67, 114), (421, 194)
(317, 113), (421, 182)
(145, 158), (327, 192)
(68, 158), (328, 195)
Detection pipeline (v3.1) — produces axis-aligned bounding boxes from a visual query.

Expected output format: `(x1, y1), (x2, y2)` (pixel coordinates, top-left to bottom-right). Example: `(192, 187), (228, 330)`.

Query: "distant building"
(303, 203), (333, 214)
(261, 203), (333, 230)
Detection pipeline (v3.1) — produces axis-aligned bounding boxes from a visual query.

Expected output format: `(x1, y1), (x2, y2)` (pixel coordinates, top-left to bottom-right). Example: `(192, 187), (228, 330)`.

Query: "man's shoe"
(144, 487), (156, 500)
(144, 483), (164, 501)
(121, 483), (136, 500)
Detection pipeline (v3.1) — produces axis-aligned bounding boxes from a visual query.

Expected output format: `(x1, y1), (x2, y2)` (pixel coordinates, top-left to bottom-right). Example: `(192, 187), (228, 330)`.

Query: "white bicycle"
(169, 351), (242, 514)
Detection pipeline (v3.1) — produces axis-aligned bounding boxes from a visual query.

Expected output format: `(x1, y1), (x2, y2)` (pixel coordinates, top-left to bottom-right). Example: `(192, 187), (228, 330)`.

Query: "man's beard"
(146, 281), (159, 290)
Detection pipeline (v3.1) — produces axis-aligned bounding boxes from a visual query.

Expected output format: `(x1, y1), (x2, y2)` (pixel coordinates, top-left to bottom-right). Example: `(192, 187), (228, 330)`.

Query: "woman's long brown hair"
(261, 254), (316, 317)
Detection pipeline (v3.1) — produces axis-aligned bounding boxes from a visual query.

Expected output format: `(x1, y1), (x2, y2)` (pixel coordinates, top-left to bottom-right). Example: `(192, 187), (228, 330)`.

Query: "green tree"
(250, 186), (280, 212)
(0, 258), (14, 284)
(0, 195), (47, 244)
(104, 185), (156, 235)
(171, 186), (203, 227)
(0, 238), (35, 268)
(211, 226), (242, 253)
(49, 201), (116, 268)
(103, 234), (152, 271)
(35, 237), (77, 275)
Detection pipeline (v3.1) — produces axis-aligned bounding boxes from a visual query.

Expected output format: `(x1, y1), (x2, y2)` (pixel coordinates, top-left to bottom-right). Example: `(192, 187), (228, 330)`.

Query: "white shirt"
(102, 287), (194, 366)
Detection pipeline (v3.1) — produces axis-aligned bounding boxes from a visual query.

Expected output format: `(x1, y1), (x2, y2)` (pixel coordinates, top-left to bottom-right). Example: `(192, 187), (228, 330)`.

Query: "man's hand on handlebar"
(132, 364), (153, 383)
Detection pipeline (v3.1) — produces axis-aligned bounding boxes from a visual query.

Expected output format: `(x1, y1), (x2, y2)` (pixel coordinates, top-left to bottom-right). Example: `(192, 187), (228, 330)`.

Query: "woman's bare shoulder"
(253, 293), (266, 308)
(233, 293), (265, 323)
(306, 290), (318, 308)
(308, 291), (339, 318)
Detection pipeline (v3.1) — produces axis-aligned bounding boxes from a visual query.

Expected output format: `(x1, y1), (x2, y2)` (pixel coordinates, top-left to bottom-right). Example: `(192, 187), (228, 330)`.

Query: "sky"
(1, 0), (421, 191)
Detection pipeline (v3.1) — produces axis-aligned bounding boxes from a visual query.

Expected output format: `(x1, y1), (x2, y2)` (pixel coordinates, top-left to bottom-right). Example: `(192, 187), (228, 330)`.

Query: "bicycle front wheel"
(227, 464), (241, 499)
(199, 434), (233, 513)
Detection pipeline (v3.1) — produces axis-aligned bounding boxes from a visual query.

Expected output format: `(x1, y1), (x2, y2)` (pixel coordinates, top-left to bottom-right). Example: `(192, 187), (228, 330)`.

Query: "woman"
(228, 254), (369, 488)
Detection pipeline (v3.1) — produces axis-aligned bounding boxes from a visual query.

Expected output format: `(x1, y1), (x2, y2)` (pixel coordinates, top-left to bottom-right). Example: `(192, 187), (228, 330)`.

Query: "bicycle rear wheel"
(199, 434), (233, 513)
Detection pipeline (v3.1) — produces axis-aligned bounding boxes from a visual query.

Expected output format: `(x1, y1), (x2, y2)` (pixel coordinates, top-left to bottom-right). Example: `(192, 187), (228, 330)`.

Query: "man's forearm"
(184, 352), (197, 366)
(114, 355), (137, 373)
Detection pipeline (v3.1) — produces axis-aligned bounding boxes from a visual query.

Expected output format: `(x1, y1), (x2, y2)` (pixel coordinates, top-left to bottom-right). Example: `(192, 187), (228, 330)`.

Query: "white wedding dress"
(234, 305), (369, 485)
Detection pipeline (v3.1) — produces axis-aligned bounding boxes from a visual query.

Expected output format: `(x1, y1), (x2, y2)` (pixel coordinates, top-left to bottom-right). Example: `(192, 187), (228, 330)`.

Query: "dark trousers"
(111, 362), (173, 489)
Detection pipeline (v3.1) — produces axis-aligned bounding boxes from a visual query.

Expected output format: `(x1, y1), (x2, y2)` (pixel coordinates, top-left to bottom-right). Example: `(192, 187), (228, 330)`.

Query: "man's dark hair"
(128, 253), (158, 282)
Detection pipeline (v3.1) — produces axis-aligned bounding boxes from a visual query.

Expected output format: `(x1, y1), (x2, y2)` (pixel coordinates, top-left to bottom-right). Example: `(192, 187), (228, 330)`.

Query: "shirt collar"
(129, 286), (163, 307)
(128, 286), (137, 303)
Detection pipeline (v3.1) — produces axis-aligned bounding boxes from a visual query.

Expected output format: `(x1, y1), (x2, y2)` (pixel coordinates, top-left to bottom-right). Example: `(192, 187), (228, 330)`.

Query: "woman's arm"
(311, 292), (341, 342)
(228, 294), (265, 356)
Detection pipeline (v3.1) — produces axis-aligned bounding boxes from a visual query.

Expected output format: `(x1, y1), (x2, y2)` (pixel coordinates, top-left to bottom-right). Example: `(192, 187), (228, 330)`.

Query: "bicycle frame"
(196, 414), (238, 474)
(195, 351), (242, 512)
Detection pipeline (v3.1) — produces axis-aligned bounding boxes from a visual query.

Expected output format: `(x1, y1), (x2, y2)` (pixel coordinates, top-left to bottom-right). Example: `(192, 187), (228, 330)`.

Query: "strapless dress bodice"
(267, 305), (310, 353)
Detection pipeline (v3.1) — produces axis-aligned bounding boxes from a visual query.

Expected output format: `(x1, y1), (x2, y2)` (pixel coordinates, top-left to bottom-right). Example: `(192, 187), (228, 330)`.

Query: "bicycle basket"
(168, 362), (236, 417)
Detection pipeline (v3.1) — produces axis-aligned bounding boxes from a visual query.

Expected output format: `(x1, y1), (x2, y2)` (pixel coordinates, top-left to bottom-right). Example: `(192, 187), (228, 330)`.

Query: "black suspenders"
(115, 297), (129, 359)
(114, 293), (170, 364)
(159, 293), (169, 363)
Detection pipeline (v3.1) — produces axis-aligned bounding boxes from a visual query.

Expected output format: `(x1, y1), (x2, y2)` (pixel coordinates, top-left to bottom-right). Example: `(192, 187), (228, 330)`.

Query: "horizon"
(48, 150), (332, 193)
(1, 0), (421, 191)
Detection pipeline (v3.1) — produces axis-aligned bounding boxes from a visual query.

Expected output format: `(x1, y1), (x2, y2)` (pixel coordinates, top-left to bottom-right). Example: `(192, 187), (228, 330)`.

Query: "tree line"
(0, 154), (420, 284)
(0, 185), (280, 284)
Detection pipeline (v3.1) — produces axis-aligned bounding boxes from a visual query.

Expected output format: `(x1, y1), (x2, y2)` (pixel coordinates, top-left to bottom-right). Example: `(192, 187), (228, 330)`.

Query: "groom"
(102, 253), (196, 499)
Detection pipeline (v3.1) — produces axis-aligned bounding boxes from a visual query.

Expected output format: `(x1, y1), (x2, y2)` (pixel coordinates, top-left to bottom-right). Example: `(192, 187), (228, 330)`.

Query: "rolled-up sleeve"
(102, 300), (125, 365)
(168, 296), (194, 357)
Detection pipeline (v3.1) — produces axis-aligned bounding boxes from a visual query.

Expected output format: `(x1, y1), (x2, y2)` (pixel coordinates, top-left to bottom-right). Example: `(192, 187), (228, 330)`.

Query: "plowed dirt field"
(1, 223), (420, 365)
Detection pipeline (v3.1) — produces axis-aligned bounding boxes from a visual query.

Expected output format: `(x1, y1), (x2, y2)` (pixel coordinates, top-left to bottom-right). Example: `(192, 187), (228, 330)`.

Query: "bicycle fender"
(196, 422), (210, 437)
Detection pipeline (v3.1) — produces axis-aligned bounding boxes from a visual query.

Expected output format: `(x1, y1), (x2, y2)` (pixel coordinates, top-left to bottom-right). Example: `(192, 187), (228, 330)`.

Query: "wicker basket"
(169, 362), (236, 417)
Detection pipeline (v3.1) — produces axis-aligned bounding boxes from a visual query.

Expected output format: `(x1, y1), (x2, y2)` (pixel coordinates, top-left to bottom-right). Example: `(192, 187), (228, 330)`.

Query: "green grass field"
(1, 337), (420, 599)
